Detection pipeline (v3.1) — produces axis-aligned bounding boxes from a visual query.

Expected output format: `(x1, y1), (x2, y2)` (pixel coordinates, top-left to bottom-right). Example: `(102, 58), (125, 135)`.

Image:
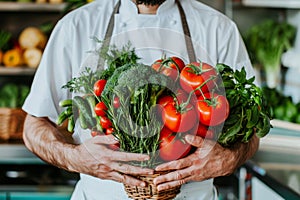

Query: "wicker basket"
(0, 108), (27, 140)
(124, 172), (181, 200)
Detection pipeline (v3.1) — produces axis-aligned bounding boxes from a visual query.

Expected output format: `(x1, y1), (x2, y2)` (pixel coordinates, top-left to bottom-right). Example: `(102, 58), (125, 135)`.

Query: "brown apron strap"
(176, 0), (197, 62)
(102, 0), (121, 49)
(102, 0), (196, 63)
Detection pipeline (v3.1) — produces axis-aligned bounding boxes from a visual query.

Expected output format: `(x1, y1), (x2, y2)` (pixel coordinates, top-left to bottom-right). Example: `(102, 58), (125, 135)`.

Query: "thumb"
(185, 135), (204, 148)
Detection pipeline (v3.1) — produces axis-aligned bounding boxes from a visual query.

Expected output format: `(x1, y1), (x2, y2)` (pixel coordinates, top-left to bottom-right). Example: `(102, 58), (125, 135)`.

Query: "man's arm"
(23, 114), (154, 187)
(23, 114), (78, 172)
(153, 134), (259, 191)
(232, 134), (259, 169)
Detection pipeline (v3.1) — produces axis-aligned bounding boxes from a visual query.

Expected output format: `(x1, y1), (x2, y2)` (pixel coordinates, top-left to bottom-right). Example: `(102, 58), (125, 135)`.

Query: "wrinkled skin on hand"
(23, 115), (154, 187)
(23, 115), (257, 190)
(153, 134), (258, 191)
(72, 135), (154, 187)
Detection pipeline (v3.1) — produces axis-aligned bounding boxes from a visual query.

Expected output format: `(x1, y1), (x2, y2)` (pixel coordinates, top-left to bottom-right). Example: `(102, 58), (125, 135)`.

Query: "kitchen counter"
(0, 140), (43, 165)
(249, 120), (300, 198)
(242, 160), (300, 200)
(0, 140), (79, 199)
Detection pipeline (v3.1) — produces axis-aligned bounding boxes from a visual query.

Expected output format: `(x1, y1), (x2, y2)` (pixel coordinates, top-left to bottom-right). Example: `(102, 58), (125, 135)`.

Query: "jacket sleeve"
(22, 20), (73, 123)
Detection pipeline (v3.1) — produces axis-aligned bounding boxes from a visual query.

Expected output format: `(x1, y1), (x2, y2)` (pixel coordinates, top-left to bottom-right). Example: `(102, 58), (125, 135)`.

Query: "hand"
(70, 134), (154, 187)
(153, 134), (258, 191)
(23, 115), (154, 187)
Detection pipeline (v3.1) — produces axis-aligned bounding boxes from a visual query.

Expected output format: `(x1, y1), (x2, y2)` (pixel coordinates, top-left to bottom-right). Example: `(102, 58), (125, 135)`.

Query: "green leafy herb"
(244, 20), (296, 87)
(98, 42), (140, 73)
(102, 63), (173, 167)
(262, 87), (300, 123)
(216, 64), (272, 147)
(62, 43), (139, 94)
(0, 83), (30, 108)
(0, 30), (12, 51)
(62, 67), (97, 94)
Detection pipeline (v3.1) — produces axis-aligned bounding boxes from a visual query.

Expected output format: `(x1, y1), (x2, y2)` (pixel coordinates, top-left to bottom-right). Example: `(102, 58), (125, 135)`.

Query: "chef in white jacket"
(22, 0), (259, 199)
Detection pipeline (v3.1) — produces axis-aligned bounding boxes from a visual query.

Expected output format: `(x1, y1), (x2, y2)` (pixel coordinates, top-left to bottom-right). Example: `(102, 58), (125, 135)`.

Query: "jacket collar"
(119, 0), (176, 15)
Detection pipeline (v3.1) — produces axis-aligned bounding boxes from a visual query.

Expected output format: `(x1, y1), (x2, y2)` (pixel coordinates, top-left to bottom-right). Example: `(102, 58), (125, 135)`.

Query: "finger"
(110, 151), (150, 162)
(110, 162), (154, 175)
(185, 135), (204, 148)
(109, 171), (147, 187)
(156, 176), (193, 192)
(92, 134), (119, 145)
(153, 168), (192, 186)
(155, 158), (192, 171)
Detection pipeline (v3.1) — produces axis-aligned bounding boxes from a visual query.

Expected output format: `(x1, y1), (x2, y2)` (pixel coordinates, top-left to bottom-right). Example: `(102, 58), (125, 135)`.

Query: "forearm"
(23, 114), (78, 172)
(234, 134), (260, 168)
(23, 114), (155, 187)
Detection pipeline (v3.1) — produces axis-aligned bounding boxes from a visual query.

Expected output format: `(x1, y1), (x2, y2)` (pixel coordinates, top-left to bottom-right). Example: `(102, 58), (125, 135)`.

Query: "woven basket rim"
(124, 172), (181, 200)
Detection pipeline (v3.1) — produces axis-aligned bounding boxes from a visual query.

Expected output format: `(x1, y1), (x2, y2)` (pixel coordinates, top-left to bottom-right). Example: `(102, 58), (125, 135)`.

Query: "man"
(22, 0), (259, 199)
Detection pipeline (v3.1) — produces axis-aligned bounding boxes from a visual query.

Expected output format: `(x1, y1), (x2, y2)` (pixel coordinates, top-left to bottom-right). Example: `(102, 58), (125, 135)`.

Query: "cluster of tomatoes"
(152, 56), (230, 161)
(90, 56), (230, 162)
(91, 79), (121, 150)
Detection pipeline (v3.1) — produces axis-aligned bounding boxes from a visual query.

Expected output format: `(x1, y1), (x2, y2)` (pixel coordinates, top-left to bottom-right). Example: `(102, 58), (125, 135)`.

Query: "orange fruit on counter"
(3, 49), (23, 67)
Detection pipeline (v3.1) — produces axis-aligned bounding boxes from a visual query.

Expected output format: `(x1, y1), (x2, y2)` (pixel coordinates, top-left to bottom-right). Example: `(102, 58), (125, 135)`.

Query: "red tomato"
(196, 93), (229, 126)
(157, 95), (175, 122)
(113, 96), (120, 108)
(151, 56), (185, 80)
(100, 116), (112, 129)
(162, 102), (197, 132)
(159, 127), (191, 162)
(151, 59), (163, 72)
(94, 102), (107, 117)
(93, 79), (107, 97)
(157, 89), (189, 107)
(168, 56), (185, 71)
(105, 127), (115, 135)
(104, 127), (120, 150)
(195, 123), (215, 139)
(158, 95), (174, 107)
(180, 62), (217, 95)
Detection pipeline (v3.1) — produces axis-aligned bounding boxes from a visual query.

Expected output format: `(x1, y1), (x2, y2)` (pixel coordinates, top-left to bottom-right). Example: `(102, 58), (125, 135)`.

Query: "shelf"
(0, 67), (36, 76)
(259, 133), (300, 154)
(257, 125), (300, 156)
(271, 119), (300, 133)
(0, 186), (74, 195)
(242, 0), (300, 9)
(0, 143), (44, 164)
(0, 2), (67, 12)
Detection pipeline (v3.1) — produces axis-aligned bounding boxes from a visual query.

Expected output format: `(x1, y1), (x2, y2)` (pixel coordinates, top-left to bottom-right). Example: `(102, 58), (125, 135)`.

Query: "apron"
(71, 0), (218, 199)
(102, 0), (197, 63)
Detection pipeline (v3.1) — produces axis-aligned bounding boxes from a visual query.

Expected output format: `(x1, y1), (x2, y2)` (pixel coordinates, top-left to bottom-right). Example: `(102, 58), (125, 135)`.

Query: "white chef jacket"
(22, 0), (255, 199)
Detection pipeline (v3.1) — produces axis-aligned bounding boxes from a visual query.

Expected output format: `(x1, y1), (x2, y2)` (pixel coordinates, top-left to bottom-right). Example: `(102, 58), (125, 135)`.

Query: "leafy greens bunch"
(58, 44), (173, 167)
(62, 44), (139, 94)
(102, 64), (173, 167)
(57, 43), (272, 168)
(58, 44), (140, 132)
(216, 64), (272, 147)
(0, 83), (30, 108)
(245, 20), (296, 88)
